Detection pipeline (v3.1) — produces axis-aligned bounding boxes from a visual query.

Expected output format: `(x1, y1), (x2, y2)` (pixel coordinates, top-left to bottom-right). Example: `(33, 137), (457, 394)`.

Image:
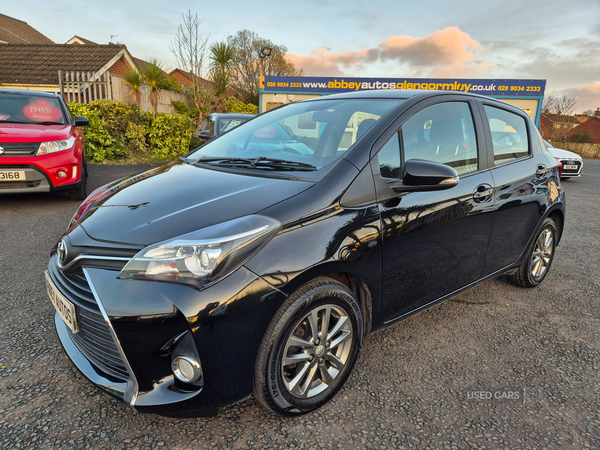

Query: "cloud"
(285, 47), (378, 76)
(563, 82), (600, 113)
(379, 27), (483, 67)
(286, 27), (494, 78)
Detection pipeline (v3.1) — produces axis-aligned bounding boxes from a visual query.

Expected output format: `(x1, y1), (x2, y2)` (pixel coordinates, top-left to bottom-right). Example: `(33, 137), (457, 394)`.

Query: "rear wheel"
(509, 217), (557, 288)
(254, 277), (363, 416)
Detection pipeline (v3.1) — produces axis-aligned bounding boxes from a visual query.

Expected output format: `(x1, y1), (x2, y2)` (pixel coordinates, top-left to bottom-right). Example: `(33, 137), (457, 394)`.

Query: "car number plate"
(45, 270), (79, 333)
(563, 165), (577, 170)
(0, 170), (25, 181)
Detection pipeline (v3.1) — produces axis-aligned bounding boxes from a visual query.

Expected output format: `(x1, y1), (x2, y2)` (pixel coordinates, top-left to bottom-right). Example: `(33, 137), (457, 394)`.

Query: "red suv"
(0, 89), (88, 200)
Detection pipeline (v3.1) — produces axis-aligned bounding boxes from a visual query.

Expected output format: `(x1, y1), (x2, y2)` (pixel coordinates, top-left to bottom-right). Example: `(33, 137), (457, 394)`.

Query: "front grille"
(0, 180), (41, 189)
(69, 309), (131, 381)
(48, 256), (130, 382)
(0, 142), (39, 156)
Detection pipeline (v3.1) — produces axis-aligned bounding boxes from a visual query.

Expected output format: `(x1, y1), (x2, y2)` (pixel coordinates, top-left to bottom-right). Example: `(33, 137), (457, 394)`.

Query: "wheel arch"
(272, 266), (375, 336)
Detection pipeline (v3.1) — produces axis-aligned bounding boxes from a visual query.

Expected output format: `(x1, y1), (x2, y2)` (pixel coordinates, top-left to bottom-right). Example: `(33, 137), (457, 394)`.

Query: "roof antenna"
(110, 34), (118, 44)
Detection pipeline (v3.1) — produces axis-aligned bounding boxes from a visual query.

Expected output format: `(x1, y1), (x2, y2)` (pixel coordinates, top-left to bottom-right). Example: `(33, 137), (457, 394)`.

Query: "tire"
(254, 277), (363, 416)
(560, 177), (570, 181)
(509, 217), (557, 288)
(69, 162), (87, 201)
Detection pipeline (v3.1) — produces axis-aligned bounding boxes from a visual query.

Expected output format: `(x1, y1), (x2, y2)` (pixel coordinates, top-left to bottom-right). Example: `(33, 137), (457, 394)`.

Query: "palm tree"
(142, 60), (166, 119)
(123, 68), (145, 106)
(209, 41), (235, 96)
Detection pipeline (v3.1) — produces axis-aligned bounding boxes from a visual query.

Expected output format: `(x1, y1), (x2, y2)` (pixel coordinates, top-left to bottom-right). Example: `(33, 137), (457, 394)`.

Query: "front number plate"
(563, 165), (578, 170)
(0, 170), (25, 181)
(45, 271), (79, 333)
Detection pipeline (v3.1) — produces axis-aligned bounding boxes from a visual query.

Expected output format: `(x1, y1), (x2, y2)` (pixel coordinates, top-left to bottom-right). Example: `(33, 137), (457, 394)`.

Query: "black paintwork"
(51, 90), (565, 416)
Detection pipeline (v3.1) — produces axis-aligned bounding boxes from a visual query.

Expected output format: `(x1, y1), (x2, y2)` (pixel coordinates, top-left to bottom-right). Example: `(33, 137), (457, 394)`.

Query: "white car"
(544, 140), (583, 179)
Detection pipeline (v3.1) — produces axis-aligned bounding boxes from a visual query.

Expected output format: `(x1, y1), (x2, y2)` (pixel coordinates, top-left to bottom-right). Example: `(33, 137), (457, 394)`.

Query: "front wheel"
(509, 217), (557, 288)
(254, 277), (363, 416)
(69, 162), (87, 201)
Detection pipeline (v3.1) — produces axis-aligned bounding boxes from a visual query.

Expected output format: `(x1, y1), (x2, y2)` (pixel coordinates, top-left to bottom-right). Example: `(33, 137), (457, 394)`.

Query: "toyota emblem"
(57, 239), (68, 265)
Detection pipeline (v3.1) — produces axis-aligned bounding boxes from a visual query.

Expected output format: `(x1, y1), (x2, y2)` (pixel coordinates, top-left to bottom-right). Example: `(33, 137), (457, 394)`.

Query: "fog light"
(57, 170), (67, 179)
(171, 356), (202, 383)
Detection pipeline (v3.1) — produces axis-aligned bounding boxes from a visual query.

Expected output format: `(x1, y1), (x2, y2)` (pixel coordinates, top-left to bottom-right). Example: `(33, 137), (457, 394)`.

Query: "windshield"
(187, 99), (400, 171)
(0, 94), (67, 125)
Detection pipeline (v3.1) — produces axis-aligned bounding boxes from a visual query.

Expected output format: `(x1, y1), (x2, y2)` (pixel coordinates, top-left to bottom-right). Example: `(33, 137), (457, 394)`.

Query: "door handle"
(473, 188), (493, 199)
(536, 165), (549, 177)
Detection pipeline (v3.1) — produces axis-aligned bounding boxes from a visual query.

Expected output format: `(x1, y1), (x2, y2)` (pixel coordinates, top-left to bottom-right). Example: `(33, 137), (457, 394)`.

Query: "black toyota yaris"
(46, 90), (565, 417)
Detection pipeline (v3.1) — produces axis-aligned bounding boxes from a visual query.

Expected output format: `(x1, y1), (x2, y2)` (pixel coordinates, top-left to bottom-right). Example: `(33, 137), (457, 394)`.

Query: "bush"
(225, 96), (258, 114)
(569, 133), (594, 144)
(148, 114), (194, 159)
(67, 100), (195, 162)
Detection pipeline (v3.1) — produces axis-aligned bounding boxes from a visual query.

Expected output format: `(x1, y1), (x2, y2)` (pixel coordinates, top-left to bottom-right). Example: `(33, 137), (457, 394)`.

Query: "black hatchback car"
(47, 90), (565, 417)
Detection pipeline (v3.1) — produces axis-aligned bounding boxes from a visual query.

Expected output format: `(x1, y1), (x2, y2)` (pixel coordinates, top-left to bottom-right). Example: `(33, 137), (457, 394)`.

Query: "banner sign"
(262, 76), (546, 97)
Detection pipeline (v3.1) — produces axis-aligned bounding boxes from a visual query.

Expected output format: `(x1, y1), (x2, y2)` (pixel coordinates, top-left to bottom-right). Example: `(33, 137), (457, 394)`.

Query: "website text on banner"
(262, 77), (546, 97)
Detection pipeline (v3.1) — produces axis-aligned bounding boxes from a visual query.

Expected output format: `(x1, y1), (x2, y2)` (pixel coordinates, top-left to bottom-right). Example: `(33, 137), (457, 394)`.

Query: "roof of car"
(212, 113), (256, 118)
(311, 89), (494, 101)
(0, 89), (60, 98)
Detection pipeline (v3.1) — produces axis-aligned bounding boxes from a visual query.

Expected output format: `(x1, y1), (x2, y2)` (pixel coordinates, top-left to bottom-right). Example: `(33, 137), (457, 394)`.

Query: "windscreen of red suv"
(0, 95), (66, 125)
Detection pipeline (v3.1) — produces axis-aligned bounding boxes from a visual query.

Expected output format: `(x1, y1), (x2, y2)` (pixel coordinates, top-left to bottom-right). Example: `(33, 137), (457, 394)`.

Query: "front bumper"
(556, 158), (583, 177)
(48, 254), (286, 416)
(0, 150), (82, 193)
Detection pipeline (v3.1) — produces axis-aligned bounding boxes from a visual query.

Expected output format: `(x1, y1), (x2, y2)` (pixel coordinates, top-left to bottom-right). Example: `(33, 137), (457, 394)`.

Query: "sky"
(5, 0), (600, 112)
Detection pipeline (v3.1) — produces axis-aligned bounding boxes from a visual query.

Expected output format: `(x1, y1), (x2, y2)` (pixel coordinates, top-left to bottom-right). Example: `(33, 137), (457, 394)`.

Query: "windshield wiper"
(196, 156), (317, 171)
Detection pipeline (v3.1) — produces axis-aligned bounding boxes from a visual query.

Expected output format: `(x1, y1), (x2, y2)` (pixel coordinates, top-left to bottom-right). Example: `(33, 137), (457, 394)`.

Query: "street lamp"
(259, 47), (273, 59)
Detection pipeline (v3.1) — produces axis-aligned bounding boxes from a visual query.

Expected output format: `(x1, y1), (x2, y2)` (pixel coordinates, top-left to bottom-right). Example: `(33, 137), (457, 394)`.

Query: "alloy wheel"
(281, 304), (353, 399)
(530, 228), (554, 280)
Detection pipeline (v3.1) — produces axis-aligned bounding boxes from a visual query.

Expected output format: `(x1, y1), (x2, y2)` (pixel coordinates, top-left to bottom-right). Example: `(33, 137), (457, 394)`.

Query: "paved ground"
(1, 161), (599, 450)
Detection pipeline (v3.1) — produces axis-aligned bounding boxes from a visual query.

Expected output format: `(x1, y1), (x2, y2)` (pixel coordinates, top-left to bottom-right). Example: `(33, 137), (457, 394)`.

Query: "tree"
(169, 10), (210, 77)
(209, 41), (235, 97)
(142, 60), (166, 119)
(169, 11), (215, 121)
(124, 68), (144, 107)
(227, 30), (303, 104)
(543, 93), (577, 117)
(543, 93), (578, 142)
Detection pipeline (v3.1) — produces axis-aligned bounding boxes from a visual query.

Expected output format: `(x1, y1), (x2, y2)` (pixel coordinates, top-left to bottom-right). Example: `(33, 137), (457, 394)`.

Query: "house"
(0, 43), (138, 92)
(566, 115), (600, 144)
(169, 68), (214, 90)
(539, 112), (581, 141)
(0, 13), (53, 44)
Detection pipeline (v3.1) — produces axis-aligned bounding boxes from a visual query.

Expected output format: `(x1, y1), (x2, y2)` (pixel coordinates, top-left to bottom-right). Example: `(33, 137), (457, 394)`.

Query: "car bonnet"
(74, 161), (313, 246)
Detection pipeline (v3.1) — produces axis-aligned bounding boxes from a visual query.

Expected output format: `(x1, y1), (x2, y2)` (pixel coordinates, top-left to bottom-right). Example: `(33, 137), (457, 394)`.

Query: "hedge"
(68, 100), (193, 162)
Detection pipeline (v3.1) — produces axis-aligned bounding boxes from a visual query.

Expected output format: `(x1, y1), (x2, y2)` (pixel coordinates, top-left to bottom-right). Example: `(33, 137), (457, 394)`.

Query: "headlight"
(118, 215), (281, 288)
(36, 136), (76, 155)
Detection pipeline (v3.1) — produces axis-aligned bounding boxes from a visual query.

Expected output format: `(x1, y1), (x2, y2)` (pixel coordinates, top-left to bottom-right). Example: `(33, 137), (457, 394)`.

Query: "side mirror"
(391, 159), (459, 193)
(74, 116), (89, 127)
(198, 130), (212, 141)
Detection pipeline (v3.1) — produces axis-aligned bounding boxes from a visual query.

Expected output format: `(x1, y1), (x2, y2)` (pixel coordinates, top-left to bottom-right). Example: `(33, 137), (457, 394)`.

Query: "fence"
(58, 71), (112, 103)
(111, 76), (190, 114)
(58, 70), (190, 114)
(550, 141), (600, 159)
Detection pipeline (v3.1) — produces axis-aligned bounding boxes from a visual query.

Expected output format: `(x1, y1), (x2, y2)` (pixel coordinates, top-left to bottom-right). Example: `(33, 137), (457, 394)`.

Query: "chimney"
(595, 108), (599, 117)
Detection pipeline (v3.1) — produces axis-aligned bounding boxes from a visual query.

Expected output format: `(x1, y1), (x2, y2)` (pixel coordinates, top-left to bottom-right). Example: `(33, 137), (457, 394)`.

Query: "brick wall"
(108, 57), (130, 77)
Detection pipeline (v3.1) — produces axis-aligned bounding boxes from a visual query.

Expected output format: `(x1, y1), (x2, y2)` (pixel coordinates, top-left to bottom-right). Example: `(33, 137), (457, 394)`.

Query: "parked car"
(47, 90), (565, 418)
(0, 89), (89, 199)
(544, 140), (583, 179)
(194, 113), (256, 142)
